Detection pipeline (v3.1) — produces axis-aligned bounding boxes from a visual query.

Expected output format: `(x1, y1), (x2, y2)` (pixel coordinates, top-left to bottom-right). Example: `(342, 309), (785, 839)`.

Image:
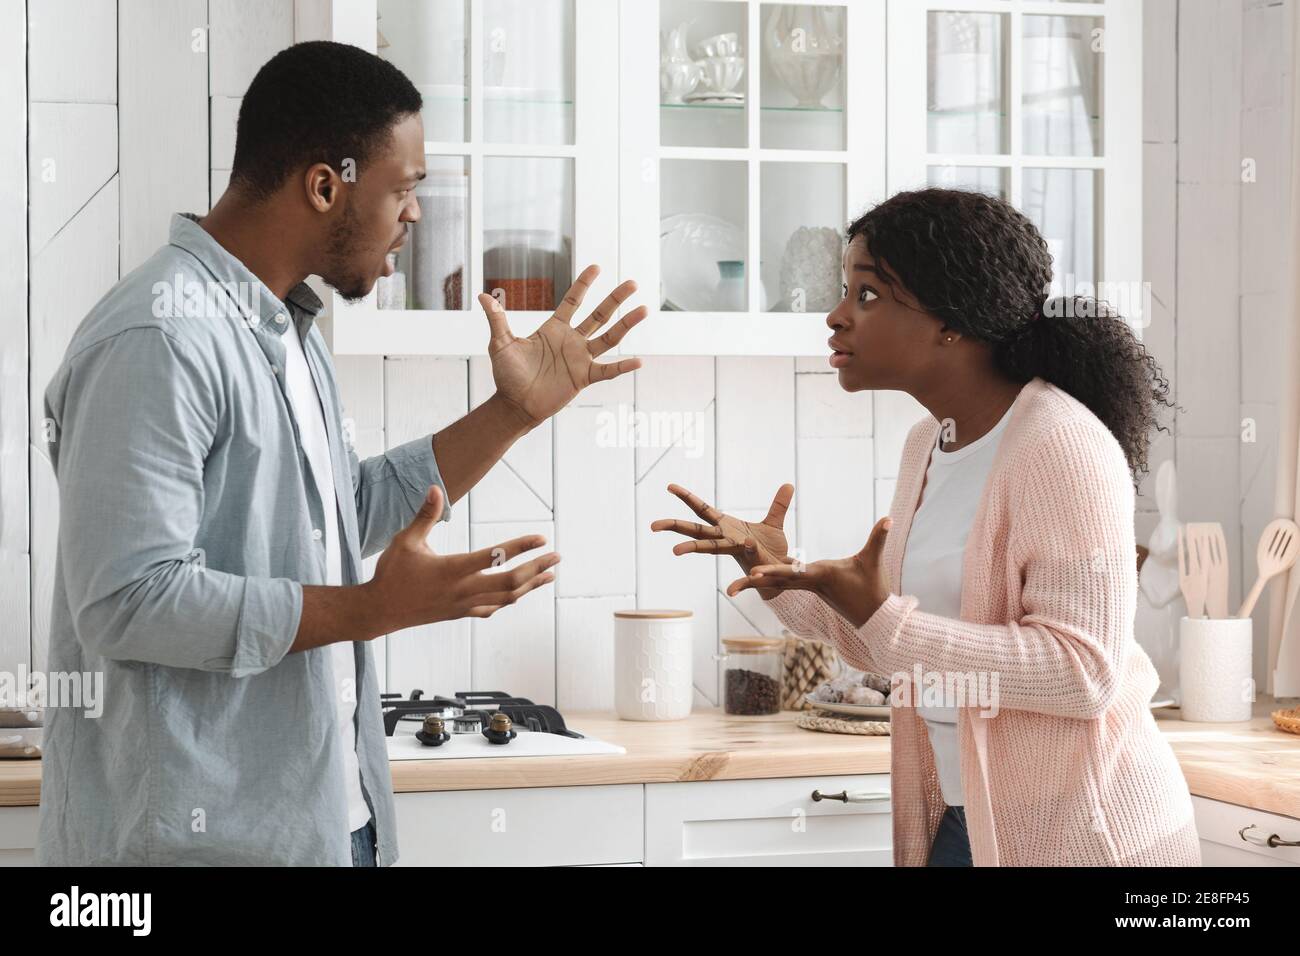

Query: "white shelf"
(332, 305), (834, 358)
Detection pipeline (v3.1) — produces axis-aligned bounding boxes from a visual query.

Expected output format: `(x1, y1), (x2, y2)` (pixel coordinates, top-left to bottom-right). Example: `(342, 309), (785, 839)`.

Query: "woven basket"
(782, 632), (839, 710)
(1272, 705), (1300, 735)
(796, 711), (890, 735)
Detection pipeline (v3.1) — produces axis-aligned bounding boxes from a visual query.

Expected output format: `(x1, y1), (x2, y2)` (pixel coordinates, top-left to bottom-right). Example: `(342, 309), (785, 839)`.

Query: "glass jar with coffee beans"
(720, 637), (786, 715)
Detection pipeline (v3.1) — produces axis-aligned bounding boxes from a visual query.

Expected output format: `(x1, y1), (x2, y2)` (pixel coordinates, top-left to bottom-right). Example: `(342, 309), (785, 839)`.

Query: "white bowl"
(696, 55), (745, 95)
(694, 32), (740, 59)
(660, 60), (702, 104)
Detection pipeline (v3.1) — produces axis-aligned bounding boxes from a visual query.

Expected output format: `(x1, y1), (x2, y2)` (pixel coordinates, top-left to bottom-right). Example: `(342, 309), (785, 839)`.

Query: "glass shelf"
(660, 102), (843, 114)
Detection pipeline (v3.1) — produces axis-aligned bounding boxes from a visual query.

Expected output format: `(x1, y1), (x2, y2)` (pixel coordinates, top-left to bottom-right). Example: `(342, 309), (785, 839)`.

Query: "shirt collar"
(168, 212), (324, 339)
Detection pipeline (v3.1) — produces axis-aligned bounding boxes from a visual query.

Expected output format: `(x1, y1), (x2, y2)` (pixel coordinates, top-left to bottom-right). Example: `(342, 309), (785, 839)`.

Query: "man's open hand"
(483, 264), (648, 428)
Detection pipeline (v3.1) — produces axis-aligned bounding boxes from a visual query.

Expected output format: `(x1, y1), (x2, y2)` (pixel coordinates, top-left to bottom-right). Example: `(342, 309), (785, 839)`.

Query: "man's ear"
(304, 162), (339, 213)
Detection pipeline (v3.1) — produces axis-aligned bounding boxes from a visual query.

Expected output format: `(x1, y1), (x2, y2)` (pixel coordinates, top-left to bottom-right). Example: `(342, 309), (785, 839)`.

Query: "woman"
(651, 188), (1200, 867)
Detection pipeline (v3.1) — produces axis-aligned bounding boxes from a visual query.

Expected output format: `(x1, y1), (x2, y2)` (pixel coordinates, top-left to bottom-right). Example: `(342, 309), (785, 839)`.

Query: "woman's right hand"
(650, 483), (795, 599)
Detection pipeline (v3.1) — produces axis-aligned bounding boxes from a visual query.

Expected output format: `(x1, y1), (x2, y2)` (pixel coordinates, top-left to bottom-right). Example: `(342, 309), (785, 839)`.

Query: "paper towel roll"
(1178, 616), (1254, 722)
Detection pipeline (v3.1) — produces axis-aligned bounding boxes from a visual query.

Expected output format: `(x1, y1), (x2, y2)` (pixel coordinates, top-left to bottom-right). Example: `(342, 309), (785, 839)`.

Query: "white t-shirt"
(899, 402), (1014, 808)
(280, 317), (372, 832)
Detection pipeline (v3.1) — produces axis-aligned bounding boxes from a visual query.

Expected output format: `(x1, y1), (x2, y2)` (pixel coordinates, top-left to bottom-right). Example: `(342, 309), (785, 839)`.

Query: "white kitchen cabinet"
(887, 0), (1144, 327)
(326, 0), (884, 358)
(616, 0), (883, 356)
(1192, 795), (1300, 867)
(326, 0), (622, 356)
(391, 784), (645, 866)
(0, 806), (39, 866)
(645, 773), (893, 866)
(324, 0), (1143, 357)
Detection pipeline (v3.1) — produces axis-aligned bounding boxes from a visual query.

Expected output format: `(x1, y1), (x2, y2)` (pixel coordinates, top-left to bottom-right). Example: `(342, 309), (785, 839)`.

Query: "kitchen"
(1, 0), (1300, 897)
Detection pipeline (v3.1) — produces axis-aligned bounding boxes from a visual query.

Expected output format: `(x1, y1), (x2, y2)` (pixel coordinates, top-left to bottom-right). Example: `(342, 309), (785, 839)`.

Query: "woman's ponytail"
(993, 295), (1173, 484)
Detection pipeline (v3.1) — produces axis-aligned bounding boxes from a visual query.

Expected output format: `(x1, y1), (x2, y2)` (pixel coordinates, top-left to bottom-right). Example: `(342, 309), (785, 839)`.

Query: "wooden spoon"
(1237, 518), (1300, 618)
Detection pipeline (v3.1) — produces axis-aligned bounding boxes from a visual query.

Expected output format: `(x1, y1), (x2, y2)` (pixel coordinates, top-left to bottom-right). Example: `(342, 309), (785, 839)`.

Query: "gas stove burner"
(452, 713), (483, 734)
(380, 689), (587, 740)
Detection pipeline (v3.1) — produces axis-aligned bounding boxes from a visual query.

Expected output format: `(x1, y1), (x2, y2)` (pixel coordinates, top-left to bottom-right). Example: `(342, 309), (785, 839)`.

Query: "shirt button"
(274, 312), (287, 325)
(271, 365), (280, 375)
(312, 529), (323, 541)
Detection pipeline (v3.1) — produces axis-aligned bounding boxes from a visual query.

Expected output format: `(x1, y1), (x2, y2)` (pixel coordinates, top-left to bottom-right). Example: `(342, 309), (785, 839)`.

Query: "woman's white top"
(899, 402), (1015, 808)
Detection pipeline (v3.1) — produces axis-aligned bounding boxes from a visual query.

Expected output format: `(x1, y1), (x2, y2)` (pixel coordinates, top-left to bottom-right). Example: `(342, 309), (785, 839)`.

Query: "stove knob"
(483, 712), (516, 745)
(415, 715), (450, 747)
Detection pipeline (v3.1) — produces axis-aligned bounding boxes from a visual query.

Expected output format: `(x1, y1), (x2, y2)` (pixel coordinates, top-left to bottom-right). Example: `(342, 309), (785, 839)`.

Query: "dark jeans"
(926, 805), (972, 866)
(350, 820), (377, 867)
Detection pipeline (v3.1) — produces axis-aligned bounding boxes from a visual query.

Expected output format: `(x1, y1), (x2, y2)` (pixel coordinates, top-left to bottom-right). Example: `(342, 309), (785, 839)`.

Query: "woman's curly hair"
(847, 187), (1174, 486)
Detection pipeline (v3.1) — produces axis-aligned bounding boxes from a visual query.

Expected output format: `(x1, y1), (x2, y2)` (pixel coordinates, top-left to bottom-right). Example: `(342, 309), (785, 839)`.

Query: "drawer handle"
(811, 789), (891, 804)
(1238, 824), (1300, 848)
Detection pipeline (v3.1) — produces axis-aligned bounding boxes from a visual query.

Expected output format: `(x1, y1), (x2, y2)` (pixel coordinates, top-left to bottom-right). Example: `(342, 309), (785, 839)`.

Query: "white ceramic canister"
(1178, 616), (1254, 722)
(614, 609), (693, 721)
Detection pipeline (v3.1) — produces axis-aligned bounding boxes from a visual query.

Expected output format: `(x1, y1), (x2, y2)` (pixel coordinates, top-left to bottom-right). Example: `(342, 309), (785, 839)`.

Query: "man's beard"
(323, 200), (371, 302)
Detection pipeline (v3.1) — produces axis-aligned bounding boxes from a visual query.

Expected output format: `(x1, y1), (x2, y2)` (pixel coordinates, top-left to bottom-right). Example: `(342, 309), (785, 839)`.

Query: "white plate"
(659, 213), (745, 312)
(684, 91), (744, 103)
(803, 694), (891, 720)
(1150, 698), (1177, 709)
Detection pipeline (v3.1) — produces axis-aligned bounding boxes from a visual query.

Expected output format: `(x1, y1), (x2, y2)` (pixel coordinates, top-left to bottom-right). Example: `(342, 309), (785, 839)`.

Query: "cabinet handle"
(1238, 824), (1300, 848)
(811, 789), (891, 804)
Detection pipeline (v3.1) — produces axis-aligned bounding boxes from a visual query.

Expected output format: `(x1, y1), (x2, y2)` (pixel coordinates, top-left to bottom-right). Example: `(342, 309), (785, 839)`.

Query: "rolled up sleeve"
(348, 432), (451, 558)
(49, 328), (302, 676)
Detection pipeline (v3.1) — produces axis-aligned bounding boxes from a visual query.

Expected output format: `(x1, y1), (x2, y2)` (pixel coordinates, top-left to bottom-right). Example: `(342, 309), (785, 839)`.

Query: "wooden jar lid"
(721, 636), (786, 651)
(613, 609), (693, 619)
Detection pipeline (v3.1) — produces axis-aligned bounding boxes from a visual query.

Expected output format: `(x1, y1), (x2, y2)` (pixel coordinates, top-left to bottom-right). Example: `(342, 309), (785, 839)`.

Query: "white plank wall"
(119, 0), (208, 272)
(1141, 0), (1297, 693)
(0, 0), (29, 678)
(26, 0), (119, 674)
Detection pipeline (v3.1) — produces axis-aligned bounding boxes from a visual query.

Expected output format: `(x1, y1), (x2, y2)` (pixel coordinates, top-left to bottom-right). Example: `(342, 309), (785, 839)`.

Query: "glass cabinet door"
(331, 0), (618, 355)
(621, 0), (885, 355)
(889, 0), (1142, 325)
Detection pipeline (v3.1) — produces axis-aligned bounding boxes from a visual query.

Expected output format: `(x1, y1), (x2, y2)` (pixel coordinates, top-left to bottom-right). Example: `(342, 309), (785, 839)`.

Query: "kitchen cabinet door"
(619, 0), (885, 356)
(328, 0), (620, 356)
(1192, 795), (1300, 867)
(0, 806), (39, 866)
(888, 0), (1145, 329)
(392, 784), (644, 866)
(645, 773), (893, 865)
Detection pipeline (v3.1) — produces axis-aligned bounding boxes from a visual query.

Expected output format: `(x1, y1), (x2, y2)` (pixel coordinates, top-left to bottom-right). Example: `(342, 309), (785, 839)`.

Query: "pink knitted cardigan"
(767, 377), (1201, 866)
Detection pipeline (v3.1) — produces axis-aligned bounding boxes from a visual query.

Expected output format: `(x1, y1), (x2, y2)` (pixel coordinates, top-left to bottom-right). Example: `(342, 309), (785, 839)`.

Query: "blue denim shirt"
(35, 213), (450, 865)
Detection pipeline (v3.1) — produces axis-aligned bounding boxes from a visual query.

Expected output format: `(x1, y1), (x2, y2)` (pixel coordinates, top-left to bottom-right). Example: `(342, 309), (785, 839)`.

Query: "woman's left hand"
(726, 516), (893, 628)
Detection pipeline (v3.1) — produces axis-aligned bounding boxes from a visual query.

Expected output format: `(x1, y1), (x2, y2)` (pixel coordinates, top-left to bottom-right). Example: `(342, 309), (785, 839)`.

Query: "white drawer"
(646, 774), (892, 866)
(1192, 796), (1300, 867)
(392, 785), (643, 866)
(0, 806), (39, 867)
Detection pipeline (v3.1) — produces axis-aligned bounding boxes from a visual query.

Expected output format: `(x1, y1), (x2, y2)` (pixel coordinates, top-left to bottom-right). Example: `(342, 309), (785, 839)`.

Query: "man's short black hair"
(230, 40), (422, 201)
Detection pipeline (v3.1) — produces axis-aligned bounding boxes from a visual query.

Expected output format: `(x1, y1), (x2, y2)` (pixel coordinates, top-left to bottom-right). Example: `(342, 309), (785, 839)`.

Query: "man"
(36, 41), (646, 866)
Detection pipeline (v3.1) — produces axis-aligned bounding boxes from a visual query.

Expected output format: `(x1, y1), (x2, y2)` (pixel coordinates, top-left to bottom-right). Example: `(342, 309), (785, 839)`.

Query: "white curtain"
(1267, 3), (1300, 698)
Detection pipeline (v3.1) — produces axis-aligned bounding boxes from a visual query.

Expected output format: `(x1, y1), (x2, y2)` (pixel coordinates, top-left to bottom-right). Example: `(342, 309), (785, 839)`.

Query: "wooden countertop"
(4, 697), (1298, 819)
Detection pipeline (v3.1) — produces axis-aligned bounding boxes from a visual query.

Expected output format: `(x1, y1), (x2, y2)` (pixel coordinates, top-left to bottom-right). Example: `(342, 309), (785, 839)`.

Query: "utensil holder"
(1178, 616), (1254, 722)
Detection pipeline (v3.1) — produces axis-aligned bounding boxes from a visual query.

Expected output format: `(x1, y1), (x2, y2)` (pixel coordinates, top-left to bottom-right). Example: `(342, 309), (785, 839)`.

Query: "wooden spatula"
(1177, 526), (1207, 618)
(1237, 517), (1300, 618)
